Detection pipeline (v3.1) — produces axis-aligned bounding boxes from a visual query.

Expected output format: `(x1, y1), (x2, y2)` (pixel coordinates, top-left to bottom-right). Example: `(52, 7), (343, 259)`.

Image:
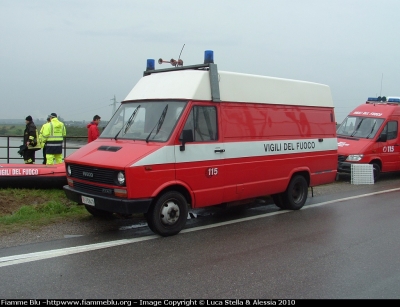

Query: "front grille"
(68, 163), (121, 185)
(73, 181), (115, 196)
(338, 155), (348, 162)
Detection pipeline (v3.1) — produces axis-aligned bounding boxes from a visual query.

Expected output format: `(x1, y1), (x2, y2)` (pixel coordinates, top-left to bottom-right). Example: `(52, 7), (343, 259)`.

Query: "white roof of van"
(124, 70), (334, 108)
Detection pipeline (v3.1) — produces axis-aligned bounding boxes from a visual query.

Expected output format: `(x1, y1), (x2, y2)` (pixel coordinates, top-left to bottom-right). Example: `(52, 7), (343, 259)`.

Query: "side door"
(378, 120), (400, 171)
(175, 104), (224, 208)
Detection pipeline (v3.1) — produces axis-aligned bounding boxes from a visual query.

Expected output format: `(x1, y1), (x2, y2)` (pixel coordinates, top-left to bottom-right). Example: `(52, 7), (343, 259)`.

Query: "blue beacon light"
(146, 59), (155, 71)
(204, 50), (214, 64)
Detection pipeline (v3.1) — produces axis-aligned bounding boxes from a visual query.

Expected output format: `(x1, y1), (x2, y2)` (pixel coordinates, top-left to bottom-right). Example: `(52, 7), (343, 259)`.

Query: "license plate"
(82, 196), (95, 206)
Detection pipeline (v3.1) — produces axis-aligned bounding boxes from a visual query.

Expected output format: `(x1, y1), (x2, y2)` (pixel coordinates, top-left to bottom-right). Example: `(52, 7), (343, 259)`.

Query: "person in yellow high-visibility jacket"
(41, 113), (66, 165)
(38, 116), (51, 164)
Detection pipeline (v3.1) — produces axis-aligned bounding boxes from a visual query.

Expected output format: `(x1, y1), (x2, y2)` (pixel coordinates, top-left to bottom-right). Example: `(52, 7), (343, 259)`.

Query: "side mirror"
(378, 133), (387, 142)
(179, 129), (194, 151)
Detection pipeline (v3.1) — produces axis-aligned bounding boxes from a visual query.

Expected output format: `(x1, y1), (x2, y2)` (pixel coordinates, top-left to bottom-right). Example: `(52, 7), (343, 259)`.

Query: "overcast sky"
(1, 0), (400, 123)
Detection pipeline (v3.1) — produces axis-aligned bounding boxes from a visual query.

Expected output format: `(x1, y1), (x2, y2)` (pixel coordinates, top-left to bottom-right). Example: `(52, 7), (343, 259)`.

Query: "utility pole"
(110, 95), (118, 118)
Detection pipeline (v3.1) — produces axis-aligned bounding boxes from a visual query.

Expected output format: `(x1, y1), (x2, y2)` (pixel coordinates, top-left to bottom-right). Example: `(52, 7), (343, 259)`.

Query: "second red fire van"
(63, 50), (338, 236)
(337, 96), (400, 181)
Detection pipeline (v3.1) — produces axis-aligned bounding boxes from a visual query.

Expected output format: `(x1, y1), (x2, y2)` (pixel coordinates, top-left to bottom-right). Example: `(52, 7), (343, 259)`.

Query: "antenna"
(380, 73), (383, 96)
(178, 43), (185, 62)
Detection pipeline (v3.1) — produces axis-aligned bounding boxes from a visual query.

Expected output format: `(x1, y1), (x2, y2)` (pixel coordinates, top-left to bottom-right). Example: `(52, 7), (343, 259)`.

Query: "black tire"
(280, 175), (308, 210)
(371, 163), (381, 182)
(84, 205), (114, 219)
(272, 193), (286, 209)
(146, 191), (188, 237)
(144, 212), (156, 233)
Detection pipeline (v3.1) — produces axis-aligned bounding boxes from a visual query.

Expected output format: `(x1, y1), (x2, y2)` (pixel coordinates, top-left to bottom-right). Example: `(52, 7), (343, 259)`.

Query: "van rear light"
(114, 189), (127, 198)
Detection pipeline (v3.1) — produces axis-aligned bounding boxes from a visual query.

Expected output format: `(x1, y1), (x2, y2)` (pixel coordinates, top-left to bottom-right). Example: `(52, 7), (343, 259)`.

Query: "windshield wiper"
(366, 121), (377, 139)
(145, 105), (169, 143)
(114, 105), (141, 140)
(350, 118), (364, 137)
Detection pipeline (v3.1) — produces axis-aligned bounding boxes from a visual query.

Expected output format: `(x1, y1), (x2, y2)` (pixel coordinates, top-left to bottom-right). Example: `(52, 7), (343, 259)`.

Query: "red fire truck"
(63, 50), (338, 236)
(337, 96), (400, 181)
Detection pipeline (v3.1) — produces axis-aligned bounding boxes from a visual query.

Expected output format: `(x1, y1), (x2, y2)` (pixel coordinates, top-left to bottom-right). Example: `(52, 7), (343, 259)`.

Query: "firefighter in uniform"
(23, 115), (38, 164)
(41, 113), (66, 165)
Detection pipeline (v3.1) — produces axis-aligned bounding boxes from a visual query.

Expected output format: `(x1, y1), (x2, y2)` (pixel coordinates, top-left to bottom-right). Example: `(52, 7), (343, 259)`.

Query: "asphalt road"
(1, 172), (400, 299)
(1, 172), (400, 249)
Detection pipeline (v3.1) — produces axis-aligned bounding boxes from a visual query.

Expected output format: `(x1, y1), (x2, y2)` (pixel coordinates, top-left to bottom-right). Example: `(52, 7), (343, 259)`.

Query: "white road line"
(1, 187), (400, 268)
(0, 236), (158, 268)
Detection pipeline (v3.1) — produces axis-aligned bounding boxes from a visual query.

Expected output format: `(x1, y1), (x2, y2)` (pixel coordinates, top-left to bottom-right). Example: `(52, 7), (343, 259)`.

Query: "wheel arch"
(291, 170), (310, 187)
(152, 183), (193, 209)
(369, 158), (382, 171)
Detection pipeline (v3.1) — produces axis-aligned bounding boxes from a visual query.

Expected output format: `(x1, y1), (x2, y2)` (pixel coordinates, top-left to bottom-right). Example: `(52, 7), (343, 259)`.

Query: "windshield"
(101, 100), (187, 141)
(337, 116), (384, 139)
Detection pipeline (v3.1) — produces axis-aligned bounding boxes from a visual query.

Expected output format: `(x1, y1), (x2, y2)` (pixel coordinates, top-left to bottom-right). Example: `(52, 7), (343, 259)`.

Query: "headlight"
(67, 164), (72, 176)
(346, 154), (363, 162)
(116, 171), (125, 186)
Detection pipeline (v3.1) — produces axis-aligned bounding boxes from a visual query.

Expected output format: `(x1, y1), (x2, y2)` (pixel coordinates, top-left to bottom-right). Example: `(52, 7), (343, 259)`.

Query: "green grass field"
(0, 188), (89, 235)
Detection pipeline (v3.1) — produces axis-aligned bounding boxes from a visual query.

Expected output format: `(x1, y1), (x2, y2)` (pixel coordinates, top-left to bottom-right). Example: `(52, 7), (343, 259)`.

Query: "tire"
(144, 212), (156, 233)
(280, 175), (308, 210)
(371, 163), (381, 182)
(84, 205), (114, 219)
(146, 191), (188, 237)
(272, 193), (286, 209)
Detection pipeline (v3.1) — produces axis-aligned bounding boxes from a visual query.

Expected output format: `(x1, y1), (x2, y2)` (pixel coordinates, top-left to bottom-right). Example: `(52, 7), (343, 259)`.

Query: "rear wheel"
(280, 175), (308, 210)
(272, 194), (286, 209)
(84, 205), (114, 219)
(146, 191), (188, 237)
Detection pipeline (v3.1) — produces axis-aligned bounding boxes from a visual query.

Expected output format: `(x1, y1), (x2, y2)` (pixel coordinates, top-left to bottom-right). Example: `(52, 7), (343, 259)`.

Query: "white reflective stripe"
(131, 137), (338, 166)
(47, 122), (64, 140)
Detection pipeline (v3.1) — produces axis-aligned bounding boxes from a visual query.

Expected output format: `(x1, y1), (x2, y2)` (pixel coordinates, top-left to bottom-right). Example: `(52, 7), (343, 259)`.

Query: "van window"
(383, 121), (398, 140)
(101, 100), (187, 141)
(337, 116), (384, 139)
(181, 106), (218, 141)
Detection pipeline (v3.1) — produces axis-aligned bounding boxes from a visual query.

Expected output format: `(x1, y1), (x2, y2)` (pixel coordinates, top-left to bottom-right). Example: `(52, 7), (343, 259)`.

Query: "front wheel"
(371, 163), (381, 182)
(280, 175), (308, 210)
(146, 191), (188, 237)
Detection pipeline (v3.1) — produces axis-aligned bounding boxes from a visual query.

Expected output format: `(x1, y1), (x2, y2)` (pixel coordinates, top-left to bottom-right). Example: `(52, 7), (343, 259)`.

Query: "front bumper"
(337, 161), (353, 174)
(63, 185), (152, 215)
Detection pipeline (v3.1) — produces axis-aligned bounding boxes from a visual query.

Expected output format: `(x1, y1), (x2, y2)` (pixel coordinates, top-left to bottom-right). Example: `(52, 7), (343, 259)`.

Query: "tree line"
(0, 125), (88, 137)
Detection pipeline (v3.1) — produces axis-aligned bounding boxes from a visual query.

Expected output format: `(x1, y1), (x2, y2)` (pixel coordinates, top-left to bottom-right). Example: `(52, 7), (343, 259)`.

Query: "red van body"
(63, 52), (337, 236)
(337, 97), (400, 181)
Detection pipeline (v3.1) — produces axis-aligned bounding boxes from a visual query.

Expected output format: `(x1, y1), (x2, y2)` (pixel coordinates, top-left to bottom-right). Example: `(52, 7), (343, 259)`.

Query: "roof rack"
(142, 50), (221, 102)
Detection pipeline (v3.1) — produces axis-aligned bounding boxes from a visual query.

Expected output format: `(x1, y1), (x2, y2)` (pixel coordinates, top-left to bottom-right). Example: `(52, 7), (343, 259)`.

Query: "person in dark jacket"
(87, 114), (101, 143)
(23, 115), (37, 164)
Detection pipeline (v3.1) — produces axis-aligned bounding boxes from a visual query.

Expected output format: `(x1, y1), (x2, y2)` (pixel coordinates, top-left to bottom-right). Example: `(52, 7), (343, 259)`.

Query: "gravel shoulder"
(1, 173), (400, 249)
